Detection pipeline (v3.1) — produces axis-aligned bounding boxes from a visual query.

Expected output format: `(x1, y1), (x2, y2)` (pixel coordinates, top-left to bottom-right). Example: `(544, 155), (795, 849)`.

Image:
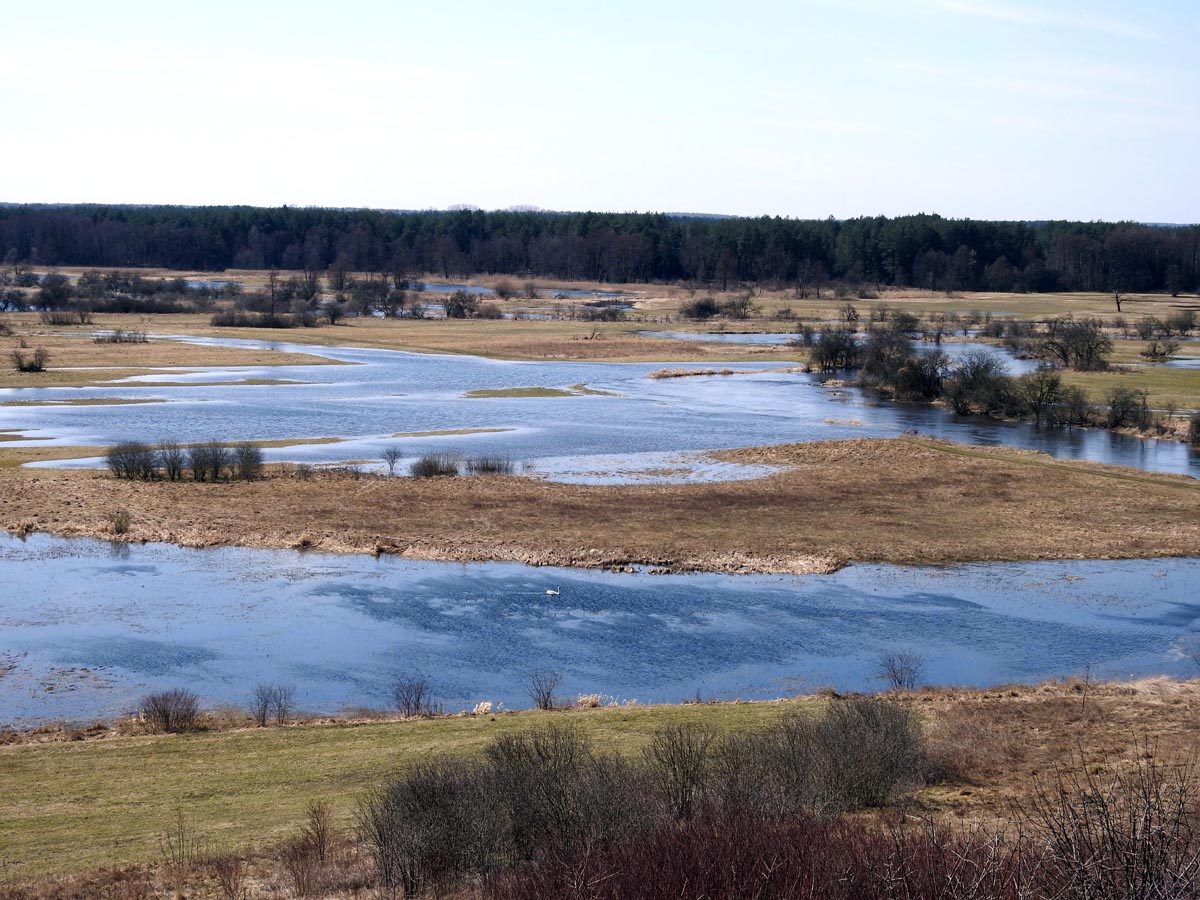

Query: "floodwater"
(1, 335), (1195, 479)
(1, 533), (1196, 726)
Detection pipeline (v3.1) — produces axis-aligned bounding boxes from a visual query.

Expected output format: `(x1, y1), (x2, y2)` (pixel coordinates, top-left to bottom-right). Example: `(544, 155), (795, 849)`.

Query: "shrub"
(409, 452), (460, 478)
(360, 712), (930, 896)
(1106, 385), (1151, 429)
(489, 815), (1028, 900)
(527, 670), (562, 710)
(679, 296), (720, 319)
(279, 835), (321, 897)
(140, 688), (201, 733)
(812, 696), (924, 810)
(359, 757), (502, 897)
(944, 350), (1014, 416)
(158, 442), (186, 481)
(106, 508), (132, 535)
(892, 353), (947, 401)
(251, 683), (296, 726)
(188, 442), (231, 481)
(11, 347), (49, 372)
(211, 854), (247, 900)
(645, 724), (714, 820)
(465, 454), (514, 475)
(381, 445), (403, 476)
(94, 329), (147, 344)
(810, 327), (860, 372)
(875, 649), (925, 690)
(106, 441), (158, 480)
(1190, 412), (1200, 446)
(392, 675), (439, 717)
(232, 441), (264, 481)
(1027, 750), (1200, 899)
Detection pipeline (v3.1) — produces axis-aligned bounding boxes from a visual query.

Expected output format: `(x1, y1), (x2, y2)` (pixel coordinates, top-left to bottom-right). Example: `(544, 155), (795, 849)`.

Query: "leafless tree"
(527, 670), (562, 710)
(393, 674), (437, 717)
(875, 650), (925, 691)
(381, 445), (403, 476)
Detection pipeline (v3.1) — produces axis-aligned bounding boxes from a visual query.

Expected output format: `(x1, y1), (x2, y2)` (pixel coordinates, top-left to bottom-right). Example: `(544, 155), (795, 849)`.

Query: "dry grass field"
(2, 438), (1197, 573)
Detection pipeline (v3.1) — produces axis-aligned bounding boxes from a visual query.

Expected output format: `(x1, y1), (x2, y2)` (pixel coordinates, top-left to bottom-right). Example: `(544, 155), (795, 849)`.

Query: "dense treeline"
(1, 205), (1198, 293)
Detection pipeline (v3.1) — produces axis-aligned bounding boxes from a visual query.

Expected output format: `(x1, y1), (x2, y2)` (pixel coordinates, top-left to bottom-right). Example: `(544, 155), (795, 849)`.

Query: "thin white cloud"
(929, 0), (1159, 40)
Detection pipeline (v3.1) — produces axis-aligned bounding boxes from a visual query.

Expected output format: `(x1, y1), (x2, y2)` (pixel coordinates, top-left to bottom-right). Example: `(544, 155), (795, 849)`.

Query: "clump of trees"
(105, 441), (264, 482)
(250, 683), (297, 726)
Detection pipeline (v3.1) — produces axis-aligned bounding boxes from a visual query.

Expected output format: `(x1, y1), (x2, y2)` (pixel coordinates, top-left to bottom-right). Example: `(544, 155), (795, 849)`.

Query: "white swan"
(545, 586), (561, 596)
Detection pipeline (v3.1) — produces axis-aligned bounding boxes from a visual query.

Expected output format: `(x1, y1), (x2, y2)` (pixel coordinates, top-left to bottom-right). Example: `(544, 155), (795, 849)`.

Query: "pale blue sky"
(2, 1), (1196, 221)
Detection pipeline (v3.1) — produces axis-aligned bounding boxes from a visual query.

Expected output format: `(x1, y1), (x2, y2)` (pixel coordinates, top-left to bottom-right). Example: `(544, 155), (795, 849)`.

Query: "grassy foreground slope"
(3, 680), (1199, 880)
(0, 702), (792, 878)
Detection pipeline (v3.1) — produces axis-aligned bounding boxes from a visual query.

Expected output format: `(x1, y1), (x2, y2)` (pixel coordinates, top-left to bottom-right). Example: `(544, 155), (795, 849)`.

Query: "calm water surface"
(1, 335), (1195, 479)
(1, 534), (1196, 726)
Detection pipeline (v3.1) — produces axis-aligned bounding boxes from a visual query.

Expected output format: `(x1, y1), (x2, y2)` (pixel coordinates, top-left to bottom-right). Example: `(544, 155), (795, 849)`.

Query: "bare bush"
(251, 683), (296, 726)
(140, 688), (201, 733)
(409, 451), (461, 477)
(646, 724), (714, 821)
(280, 835), (321, 897)
(11, 347), (49, 372)
(392, 674), (439, 717)
(94, 329), (147, 344)
(106, 508), (131, 535)
(812, 696), (924, 810)
(875, 649), (926, 690)
(232, 441), (264, 481)
(302, 800), (334, 866)
(381, 445), (403, 476)
(1027, 750), (1200, 899)
(160, 807), (203, 887)
(527, 670), (562, 710)
(188, 441), (231, 482)
(465, 454), (515, 475)
(212, 854), (247, 900)
(158, 441), (186, 481)
(106, 441), (158, 480)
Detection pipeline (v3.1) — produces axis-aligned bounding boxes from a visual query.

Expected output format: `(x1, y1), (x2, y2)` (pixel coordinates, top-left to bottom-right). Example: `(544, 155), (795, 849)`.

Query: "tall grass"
(409, 452), (461, 478)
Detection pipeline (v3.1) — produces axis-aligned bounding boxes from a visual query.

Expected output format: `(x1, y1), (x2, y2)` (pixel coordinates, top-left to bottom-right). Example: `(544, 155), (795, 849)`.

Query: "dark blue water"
(1, 534), (1196, 726)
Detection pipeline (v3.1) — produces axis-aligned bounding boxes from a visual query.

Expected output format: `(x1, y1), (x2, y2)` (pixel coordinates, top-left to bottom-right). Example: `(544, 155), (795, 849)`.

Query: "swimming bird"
(546, 586), (560, 596)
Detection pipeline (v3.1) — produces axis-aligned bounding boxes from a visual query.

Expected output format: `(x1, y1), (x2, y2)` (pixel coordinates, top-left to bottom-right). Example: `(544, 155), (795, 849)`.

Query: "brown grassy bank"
(2, 437), (1198, 573)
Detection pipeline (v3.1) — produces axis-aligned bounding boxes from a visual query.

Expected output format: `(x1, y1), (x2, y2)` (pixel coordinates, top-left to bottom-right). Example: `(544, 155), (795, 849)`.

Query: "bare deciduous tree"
(526, 670), (562, 710)
(393, 674), (437, 717)
(875, 650), (925, 691)
(381, 446), (403, 476)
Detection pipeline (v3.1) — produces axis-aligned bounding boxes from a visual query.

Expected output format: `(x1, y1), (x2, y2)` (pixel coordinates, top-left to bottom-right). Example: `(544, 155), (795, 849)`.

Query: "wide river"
(2, 533), (1196, 726)
(0, 334), (1197, 725)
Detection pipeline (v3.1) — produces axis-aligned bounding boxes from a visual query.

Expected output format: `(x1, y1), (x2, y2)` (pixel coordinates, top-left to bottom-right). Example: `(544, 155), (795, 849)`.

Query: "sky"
(1, 0), (1197, 221)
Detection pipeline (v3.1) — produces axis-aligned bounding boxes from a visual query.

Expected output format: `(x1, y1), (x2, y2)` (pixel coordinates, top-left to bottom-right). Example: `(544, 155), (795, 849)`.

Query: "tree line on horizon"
(1, 204), (1198, 295)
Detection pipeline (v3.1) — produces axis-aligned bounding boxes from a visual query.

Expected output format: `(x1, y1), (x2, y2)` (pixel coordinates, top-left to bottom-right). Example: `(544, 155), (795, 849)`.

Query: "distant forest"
(1, 205), (1198, 294)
